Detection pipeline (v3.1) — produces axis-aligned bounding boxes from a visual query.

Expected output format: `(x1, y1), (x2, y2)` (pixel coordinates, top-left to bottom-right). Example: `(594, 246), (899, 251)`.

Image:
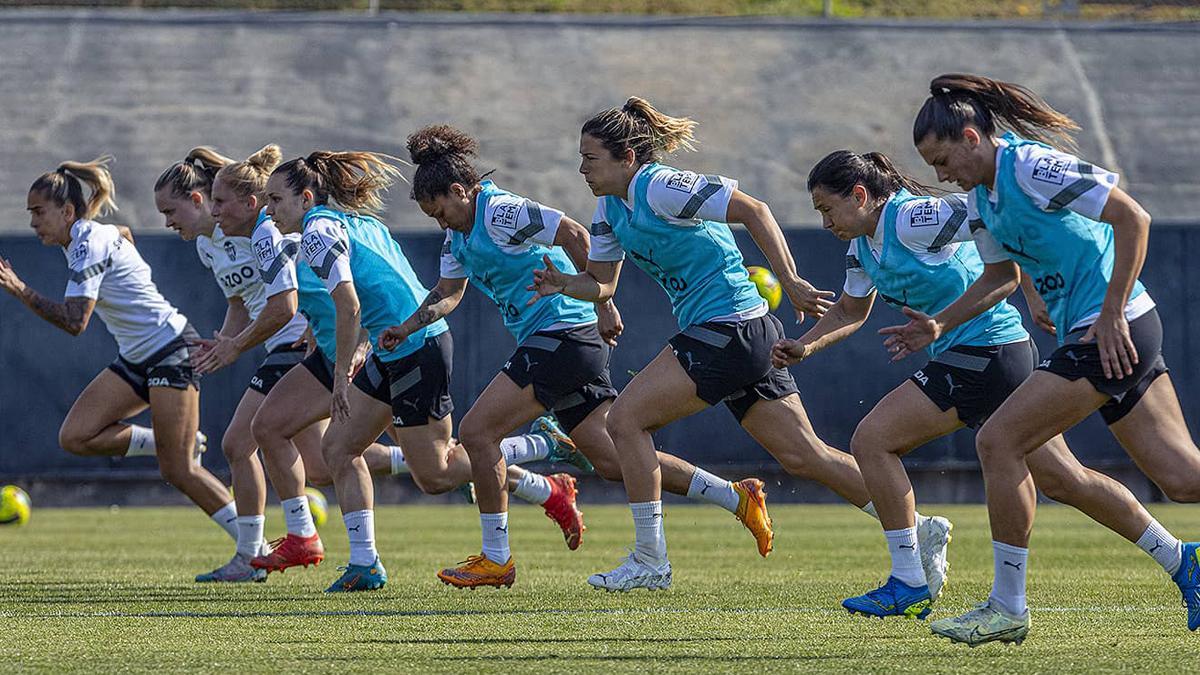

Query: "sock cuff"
(992, 541), (1029, 557)
(630, 501), (663, 519)
(236, 515), (266, 525)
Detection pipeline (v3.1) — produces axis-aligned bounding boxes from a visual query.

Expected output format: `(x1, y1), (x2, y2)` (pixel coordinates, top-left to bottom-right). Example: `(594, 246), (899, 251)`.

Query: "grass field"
(2, 503), (1196, 672)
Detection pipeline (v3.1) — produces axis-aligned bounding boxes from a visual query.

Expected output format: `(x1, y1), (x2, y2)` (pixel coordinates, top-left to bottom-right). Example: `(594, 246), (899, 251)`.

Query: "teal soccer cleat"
(843, 576), (932, 619)
(325, 558), (388, 593)
(1172, 542), (1200, 631)
(531, 414), (594, 473)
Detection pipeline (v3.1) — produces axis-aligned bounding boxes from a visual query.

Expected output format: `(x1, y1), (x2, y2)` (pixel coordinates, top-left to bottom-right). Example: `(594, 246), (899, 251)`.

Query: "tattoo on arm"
(415, 288), (445, 326)
(22, 289), (91, 335)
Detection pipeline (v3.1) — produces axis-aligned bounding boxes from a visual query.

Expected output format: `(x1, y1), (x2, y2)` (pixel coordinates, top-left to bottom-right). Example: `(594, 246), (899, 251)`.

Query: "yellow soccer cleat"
(437, 554), (517, 590)
(733, 478), (774, 557)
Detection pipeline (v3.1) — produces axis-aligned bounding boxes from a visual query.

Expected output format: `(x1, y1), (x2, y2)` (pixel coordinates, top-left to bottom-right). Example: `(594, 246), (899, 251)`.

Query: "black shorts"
(911, 340), (1037, 429)
(1036, 307), (1168, 424)
(108, 324), (201, 403)
(249, 345), (306, 395)
(667, 313), (799, 423)
(354, 332), (454, 428)
(299, 350), (336, 392)
(501, 324), (618, 433)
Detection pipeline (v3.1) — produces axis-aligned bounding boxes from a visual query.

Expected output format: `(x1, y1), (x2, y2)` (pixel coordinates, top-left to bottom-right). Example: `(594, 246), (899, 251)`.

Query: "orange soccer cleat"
(733, 478), (774, 557)
(542, 473), (585, 550)
(437, 554), (517, 589)
(250, 532), (325, 572)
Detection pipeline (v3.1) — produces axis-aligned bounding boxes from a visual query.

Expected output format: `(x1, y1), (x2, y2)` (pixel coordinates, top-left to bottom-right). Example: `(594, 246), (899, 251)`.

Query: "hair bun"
(407, 125), (478, 165)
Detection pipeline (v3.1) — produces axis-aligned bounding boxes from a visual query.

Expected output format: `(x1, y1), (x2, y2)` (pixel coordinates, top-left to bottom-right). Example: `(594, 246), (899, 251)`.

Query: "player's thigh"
(978, 370), (1107, 457)
(853, 380), (964, 456)
(223, 388), (266, 460)
(147, 384), (200, 462)
(61, 368), (147, 442)
(390, 415), (455, 474)
(321, 384), (393, 460)
(609, 346), (710, 434)
(459, 372), (547, 446)
(252, 365), (332, 442)
(1109, 374), (1200, 483)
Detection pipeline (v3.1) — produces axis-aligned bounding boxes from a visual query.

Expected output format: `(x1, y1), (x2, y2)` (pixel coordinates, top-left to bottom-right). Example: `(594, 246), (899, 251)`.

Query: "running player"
(0, 157), (235, 549)
(881, 73), (1200, 643)
(263, 151), (586, 592)
(777, 149), (1198, 626)
(384, 125), (774, 589)
(528, 97), (951, 591)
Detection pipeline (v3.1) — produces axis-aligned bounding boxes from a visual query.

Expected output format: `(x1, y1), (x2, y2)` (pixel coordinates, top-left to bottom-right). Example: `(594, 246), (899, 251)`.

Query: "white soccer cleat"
(587, 552), (672, 592)
(930, 599), (1030, 646)
(918, 515), (953, 600)
(193, 430), (208, 464)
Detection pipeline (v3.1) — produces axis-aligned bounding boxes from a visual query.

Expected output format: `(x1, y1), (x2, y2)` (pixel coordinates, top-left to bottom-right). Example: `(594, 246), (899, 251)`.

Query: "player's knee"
(604, 409), (644, 444)
(58, 424), (92, 456)
(457, 422), (496, 458)
(250, 412), (280, 449)
(157, 460), (196, 488)
(849, 425), (887, 461)
(589, 454), (623, 482)
(305, 469), (333, 487)
(221, 435), (255, 463)
(1159, 477), (1200, 504)
(975, 423), (1014, 466)
(412, 471), (455, 495)
(1032, 468), (1078, 504)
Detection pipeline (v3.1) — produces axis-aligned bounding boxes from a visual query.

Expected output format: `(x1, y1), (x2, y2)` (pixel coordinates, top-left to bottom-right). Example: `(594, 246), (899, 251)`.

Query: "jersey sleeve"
(252, 223), (301, 298)
(894, 193), (974, 254)
(645, 170), (738, 224)
(842, 242), (875, 298)
(301, 217), (352, 292)
(438, 231), (468, 279)
(195, 238), (214, 270)
(966, 192), (1011, 264)
(64, 230), (113, 300)
(1011, 144), (1119, 221)
(485, 194), (565, 253)
(586, 200), (625, 263)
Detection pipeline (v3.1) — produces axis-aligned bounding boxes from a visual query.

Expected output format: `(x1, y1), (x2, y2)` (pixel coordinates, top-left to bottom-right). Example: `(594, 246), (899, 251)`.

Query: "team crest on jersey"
(69, 241), (89, 265)
(1032, 156), (1069, 185)
(302, 232), (327, 261)
(665, 171), (699, 193)
(491, 201), (521, 230)
(223, 241), (238, 262)
(254, 239), (275, 265)
(909, 201), (940, 227)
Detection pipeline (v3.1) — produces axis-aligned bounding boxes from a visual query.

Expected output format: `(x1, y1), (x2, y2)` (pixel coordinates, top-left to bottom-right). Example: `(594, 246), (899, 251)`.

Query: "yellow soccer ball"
(747, 265), (782, 311)
(0, 485), (31, 526)
(305, 487), (328, 528)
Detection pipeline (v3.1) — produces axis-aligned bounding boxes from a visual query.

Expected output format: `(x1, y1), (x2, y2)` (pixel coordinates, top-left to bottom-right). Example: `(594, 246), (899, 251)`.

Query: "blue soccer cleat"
(843, 576), (933, 619)
(325, 558), (388, 593)
(1172, 541), (1200, 631)
(531, 414), (594, 473)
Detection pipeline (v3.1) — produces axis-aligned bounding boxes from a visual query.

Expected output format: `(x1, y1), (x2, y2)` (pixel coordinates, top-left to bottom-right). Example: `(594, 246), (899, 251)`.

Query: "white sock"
(388, 446), (409, 475)
(281, 496), (317, 537)
(499, 434), (549, 465)
(210, 502), (238, 541)
(885, 527), (926, 587)
(343, 510), (377, 566)
(236, 515), (265, 558)
(512, 472), (553, 505)
(1136, 519), (1183, 576)
(631, 501), (667, 567)
(685, 468), (740, 513)
(861, 501), (879, 520)
(127, 425), (156, 457)
(480, 512), (511, 564)
(989, 541), (1029, 616)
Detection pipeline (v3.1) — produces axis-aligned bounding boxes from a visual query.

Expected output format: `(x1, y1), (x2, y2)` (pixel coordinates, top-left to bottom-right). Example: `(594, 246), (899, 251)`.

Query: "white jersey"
(438, 191), (565, 279)
(197, 222), (306, 352)
(63, 219), (188, 363)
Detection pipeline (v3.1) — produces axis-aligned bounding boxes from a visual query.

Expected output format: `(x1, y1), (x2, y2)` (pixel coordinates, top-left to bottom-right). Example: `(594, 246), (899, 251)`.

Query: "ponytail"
(406, 125), (482, 202)
(807, 150), (931, 200)
(31, 156), (118, 221)
(155, 147), (231, 199)
(913, 73), (1080, 150)
(272, 151), (404, 215)
(581, 96), (698, 165)
(215, 144), (282, 198)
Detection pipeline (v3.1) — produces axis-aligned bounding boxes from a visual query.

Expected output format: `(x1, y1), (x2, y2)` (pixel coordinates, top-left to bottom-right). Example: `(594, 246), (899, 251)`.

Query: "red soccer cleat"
(542, 473), (585, 551)
(250, 532), (325, 572)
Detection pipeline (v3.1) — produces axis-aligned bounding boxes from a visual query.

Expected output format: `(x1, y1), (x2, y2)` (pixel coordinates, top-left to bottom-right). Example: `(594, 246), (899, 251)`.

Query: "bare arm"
(772, 292), (874, 367)
(329, 281), (362, 423)
(378, 277), (468, 352)
(232, 290), (297, 353)
(217, 296), (252, 339)
(1018, 268), (1056, 335)
(553, 217), (591, 272)
(194, 290), (299, 375)
(1086, 186), (1152, 379)
(0, 257), (95, 335)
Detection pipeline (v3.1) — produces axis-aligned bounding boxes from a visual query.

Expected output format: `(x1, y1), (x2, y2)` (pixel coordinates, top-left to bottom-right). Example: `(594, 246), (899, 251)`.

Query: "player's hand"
(782, 276), (835, 324)
(331, 377), (352, 424)
(596, 300), (624, 346)
(0, 257), (25, 295)
(194, 331), (241, 374)
(879, 306), (941, 362)
(1027, 293), (1057, 335)
(1081, 309), (1137, 380)
(292, 327), (317, 357)
(771, 338), (810, 368)
(378, 325), (409, 352)
(526, 256), (570, 305)
(350, 342), (370, 379)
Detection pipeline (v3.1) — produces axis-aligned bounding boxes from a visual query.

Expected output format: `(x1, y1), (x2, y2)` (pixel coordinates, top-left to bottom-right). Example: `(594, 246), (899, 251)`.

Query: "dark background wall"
(3, 226), (1197, 502)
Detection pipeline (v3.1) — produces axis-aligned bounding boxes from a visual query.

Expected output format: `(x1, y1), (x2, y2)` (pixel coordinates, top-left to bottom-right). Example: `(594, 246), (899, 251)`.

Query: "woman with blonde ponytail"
(885, 73), (1200, 643)
(0, 157), (233, 545)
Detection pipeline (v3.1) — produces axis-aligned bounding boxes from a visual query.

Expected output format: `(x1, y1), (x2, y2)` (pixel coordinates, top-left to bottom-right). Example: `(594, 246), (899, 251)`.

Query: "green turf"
(1, 503), (1195, 672)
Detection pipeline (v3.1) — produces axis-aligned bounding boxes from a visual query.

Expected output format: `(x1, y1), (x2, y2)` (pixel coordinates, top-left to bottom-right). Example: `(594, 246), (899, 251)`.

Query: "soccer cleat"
(250, 533), (324, 572)
(458, 481), (477, 504)
(930, 599), (1030, 647)
(532, 414), (594, 473)
(193, 430), (208, 464)
(732, 478), (773, 557)
(542, 473), (585, 550)
(842, 576), (933, 619)
(437, 554), (516, 589)
(1171, 541), (1200, 631)
(917, 515), (953, 600)
(195, 553), (267, 583)
(587, 552), (672, 592)
(325, 558), (388, 593)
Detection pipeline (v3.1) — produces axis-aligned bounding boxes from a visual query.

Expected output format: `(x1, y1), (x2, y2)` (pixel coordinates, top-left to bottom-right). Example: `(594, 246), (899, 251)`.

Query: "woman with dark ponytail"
(778, 149), (1189, 627)
(383, 125), (771, 589)
(529, 97), (924, 592)
(885, 73), (1200, 643)
(0, 157), (233, 547)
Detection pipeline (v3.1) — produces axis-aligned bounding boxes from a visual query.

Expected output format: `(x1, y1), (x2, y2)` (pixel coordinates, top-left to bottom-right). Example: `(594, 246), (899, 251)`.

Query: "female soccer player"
(0, 157), (234, 548)
(777, 149), (1198, 626)
(528, 97), (951, 591)
(881, 73), (1200, 643)
(264, 151), (585, 592)
(384, 125), (774, 589)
